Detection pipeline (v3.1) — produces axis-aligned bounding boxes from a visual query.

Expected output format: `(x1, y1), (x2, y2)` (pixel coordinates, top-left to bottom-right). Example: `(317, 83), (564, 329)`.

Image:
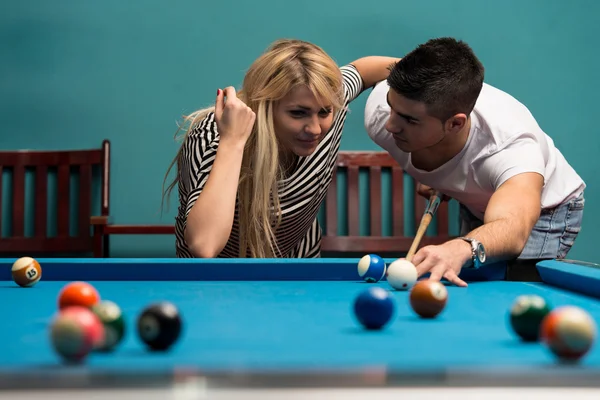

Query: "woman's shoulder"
(180, 110), (220, 160)
(188, 111), (219, 140)
(339, 64), (363, 103)
(340, 63), (360, 76)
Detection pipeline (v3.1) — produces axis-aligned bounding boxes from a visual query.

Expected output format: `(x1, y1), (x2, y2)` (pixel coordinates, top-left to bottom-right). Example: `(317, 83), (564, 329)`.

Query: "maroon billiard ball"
(409, 280), (448, 318)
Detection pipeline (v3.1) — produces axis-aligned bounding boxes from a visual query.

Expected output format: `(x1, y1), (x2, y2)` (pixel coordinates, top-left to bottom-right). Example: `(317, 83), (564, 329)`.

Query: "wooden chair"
(0, 141), (110, 257)
(90, 219), (175, 258)
(89, 150), (455, 258)
(320, 151), (455, 256)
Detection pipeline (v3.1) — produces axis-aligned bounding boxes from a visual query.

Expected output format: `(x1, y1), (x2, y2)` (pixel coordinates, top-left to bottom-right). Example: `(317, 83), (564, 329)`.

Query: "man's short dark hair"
(387, 37), (485, 121)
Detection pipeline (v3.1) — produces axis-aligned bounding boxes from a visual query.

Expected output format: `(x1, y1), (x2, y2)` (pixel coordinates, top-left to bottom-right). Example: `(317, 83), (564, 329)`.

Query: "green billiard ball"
(509, 294), (551, 342)
(91, 300), (126, 351)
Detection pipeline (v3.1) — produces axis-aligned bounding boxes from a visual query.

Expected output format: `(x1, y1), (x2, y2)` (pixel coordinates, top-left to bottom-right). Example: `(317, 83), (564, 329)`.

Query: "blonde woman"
(165, 39), (398, 258)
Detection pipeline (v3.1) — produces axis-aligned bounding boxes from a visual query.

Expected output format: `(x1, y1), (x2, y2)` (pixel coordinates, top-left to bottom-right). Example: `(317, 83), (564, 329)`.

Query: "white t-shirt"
(364, 80), (585, 220)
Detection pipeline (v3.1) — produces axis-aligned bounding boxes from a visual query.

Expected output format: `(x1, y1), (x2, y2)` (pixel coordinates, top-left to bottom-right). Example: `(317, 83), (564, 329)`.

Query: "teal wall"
(1, 1), (597, 260)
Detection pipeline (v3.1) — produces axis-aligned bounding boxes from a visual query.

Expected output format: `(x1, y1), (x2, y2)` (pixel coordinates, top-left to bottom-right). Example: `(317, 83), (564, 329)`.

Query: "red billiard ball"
(540, 306), (596, 362)
(58, 281), (101, 310)
(50, 306), (105, 362)
(409, 280), (448, 318)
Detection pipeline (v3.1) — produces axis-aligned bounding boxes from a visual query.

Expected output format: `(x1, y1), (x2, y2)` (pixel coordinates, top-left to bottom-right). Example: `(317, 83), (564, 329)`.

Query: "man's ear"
(445, 113), (468, 134)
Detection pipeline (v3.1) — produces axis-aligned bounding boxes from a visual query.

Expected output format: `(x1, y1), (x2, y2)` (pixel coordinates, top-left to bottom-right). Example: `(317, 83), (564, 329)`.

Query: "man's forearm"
(465, 218), (531, 263)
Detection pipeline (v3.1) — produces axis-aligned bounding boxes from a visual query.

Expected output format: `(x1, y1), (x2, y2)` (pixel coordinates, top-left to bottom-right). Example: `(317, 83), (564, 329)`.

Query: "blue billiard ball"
(357, 254), (386, 282)
(353, 287), (395, 330)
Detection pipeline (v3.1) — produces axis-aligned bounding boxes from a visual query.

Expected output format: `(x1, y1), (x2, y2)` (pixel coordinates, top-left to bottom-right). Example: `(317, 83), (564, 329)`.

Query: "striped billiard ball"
(409, 280), (448, 318)
(540, 305), (596, 361)
(509, 294), (551, 342)
(357, 254), (386, 283)
(11, 257), (42, 287)
(91, 300), (126, 351)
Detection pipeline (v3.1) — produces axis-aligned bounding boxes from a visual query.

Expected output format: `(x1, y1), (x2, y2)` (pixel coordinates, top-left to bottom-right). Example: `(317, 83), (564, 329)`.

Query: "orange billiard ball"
(540, 305), (596, 362)
(58, 281), (101, 310)
(11, 257), (42, 287)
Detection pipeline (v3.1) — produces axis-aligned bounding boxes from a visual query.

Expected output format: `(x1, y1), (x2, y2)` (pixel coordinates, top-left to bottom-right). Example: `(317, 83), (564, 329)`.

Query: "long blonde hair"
(163, 39), (344, 257)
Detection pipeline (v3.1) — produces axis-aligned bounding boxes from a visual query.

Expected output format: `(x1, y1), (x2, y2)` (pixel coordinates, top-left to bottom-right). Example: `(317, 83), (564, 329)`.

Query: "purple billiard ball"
(353, 287), (395, 330)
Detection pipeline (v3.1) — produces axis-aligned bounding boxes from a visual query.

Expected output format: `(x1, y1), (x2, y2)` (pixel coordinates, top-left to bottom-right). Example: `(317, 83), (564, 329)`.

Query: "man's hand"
(411, 239), (473, 287)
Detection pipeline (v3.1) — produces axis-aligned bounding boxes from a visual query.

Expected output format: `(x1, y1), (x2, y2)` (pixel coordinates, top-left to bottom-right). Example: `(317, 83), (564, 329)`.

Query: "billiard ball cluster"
(508, 294), (596, 362)
(12, 255), (598, 365)
(49, 280), (183, 362)
(50, 281), (118, 361)
(9, 257), (184, 363)
(354, 257), (448, 330)
(355, 255), (598, 363)
(353, 279), (448, 329)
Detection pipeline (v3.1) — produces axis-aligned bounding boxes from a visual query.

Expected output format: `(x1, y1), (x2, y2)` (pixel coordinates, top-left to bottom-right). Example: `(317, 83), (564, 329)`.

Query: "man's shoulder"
(471, 83), (548, 151)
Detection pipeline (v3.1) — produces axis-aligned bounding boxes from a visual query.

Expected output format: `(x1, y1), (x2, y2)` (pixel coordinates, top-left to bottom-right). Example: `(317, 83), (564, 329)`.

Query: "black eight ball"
(137, 302), (182, 351)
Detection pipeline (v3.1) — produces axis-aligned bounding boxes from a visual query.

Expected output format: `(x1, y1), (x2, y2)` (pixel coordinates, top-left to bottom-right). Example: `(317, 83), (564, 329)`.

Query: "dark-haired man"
(364, 37), (585, 287)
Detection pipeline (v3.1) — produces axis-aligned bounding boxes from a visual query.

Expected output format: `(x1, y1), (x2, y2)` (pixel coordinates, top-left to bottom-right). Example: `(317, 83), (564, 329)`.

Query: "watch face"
(476, 243), (486, 263)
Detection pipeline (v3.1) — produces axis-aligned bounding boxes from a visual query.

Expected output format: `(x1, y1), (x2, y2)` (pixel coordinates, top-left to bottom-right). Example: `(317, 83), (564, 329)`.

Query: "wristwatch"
(458, 237), (486, 269)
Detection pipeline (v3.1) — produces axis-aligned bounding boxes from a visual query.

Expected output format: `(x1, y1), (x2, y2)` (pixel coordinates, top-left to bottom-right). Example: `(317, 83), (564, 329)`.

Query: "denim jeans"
(459, 192), (585, 260)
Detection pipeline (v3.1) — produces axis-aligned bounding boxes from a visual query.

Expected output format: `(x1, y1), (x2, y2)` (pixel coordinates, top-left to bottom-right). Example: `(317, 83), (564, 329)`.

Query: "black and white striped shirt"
(175, 64), (363, 258)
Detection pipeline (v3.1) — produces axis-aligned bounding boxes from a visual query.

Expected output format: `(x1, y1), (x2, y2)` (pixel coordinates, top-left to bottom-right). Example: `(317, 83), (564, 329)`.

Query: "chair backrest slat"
(101, 140), (110, 216)
(391, 166), (404, 237)
(57, 165), (70, 236)
(437, 198), (449, 235)
(79, 163), (92, 237)
(321, 151), (455, 255)
(12, 165), (25, 237)
(0, 141), (110, 256)
(34, 165), (48, 237)
(413, 182), (426, 233)
(0, 166), (3, 238)
(347, 165), (360, 236)
(326, 167), (338, 236)
(369, 167), (382, 236)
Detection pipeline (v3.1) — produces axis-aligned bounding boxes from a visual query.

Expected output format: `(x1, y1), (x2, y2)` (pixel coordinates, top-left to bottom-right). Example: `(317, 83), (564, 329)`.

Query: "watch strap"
(458, 237), (479, 269)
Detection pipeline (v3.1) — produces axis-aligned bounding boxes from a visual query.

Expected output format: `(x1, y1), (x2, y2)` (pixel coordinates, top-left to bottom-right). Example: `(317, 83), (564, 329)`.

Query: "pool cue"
(406, 190), (442, 262)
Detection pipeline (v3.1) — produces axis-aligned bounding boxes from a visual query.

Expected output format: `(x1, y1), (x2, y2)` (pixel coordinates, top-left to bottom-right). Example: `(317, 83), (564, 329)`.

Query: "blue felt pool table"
(0, 257), (600, 399)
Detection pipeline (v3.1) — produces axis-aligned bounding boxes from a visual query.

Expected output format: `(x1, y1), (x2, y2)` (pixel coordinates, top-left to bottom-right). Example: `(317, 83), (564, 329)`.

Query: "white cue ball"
(386, 259), (418, 290)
